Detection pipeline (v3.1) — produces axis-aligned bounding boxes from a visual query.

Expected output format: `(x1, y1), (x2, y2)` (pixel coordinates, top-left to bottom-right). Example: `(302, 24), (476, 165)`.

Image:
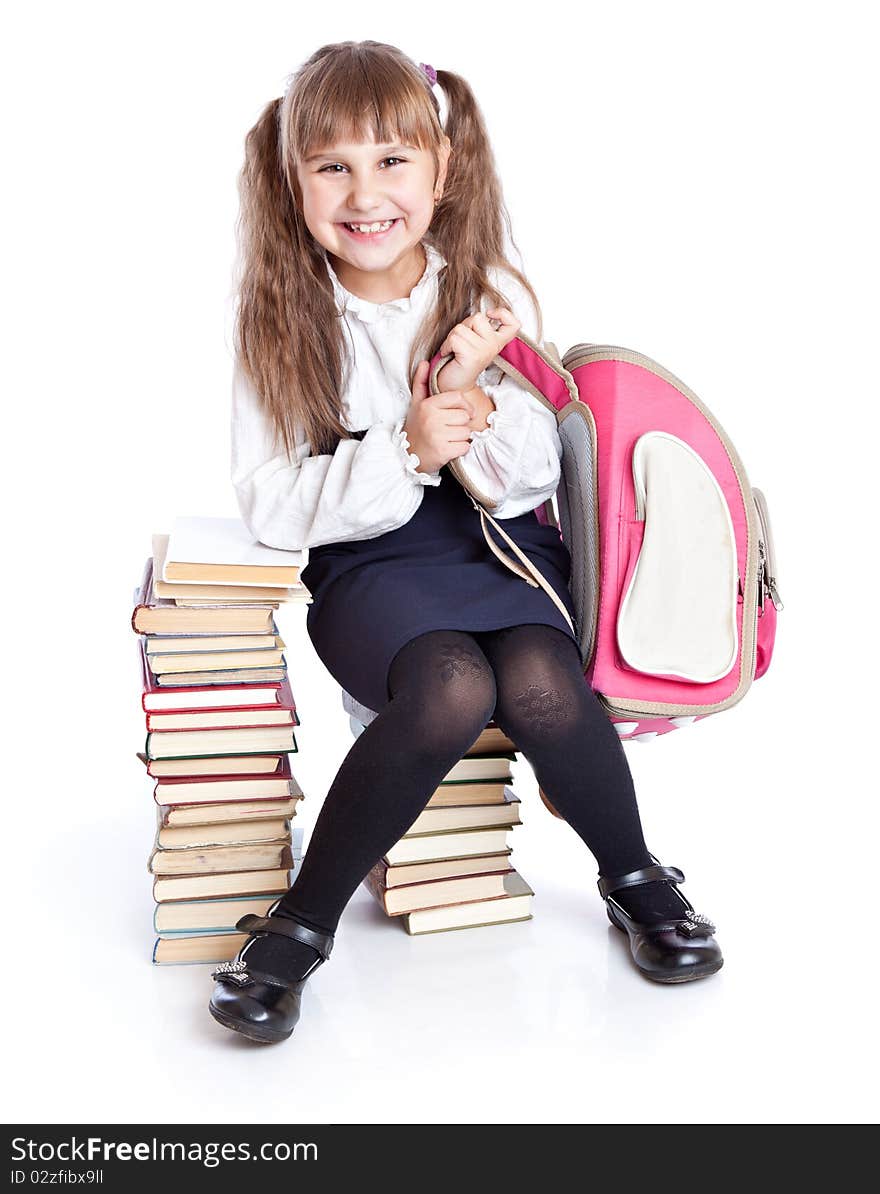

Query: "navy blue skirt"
(300, 456), (577, 715)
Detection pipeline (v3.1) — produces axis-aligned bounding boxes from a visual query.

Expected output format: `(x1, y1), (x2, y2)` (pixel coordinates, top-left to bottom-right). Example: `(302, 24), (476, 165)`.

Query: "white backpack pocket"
(616, 431), (739, 683)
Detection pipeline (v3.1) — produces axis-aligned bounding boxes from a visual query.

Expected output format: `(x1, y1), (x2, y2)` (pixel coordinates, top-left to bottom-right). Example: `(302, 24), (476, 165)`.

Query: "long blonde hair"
(234, 40), (543, 457)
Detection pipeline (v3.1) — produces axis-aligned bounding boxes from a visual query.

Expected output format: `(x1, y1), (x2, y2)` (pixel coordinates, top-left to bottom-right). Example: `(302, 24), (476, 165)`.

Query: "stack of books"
(131, 517), (310, 965)
(348, 708), (535, 935)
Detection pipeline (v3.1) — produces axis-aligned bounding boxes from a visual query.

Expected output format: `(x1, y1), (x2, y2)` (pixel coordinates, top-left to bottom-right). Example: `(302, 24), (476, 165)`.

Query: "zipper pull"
(758, 539), (784, 611)
(766, 576), (784, 612)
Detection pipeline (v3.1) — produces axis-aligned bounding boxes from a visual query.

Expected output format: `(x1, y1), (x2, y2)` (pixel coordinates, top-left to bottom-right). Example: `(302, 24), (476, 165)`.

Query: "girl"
(211, 41), (722, 1044)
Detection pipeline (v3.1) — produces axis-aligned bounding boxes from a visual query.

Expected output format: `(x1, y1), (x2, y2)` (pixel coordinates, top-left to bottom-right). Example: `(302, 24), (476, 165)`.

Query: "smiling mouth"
(339, 218), (399, 238)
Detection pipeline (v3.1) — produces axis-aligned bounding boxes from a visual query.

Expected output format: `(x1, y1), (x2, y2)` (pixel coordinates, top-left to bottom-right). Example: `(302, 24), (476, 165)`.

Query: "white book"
(165, 517), (303, 587)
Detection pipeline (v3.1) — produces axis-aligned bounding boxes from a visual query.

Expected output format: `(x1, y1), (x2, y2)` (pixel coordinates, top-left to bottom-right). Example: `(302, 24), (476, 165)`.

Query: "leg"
(241, 629), (498, 981)
(474, 623), (687, 922)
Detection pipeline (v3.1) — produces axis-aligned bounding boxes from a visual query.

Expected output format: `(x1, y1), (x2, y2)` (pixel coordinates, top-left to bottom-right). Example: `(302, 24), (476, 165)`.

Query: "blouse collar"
(325, 242), (447, 324)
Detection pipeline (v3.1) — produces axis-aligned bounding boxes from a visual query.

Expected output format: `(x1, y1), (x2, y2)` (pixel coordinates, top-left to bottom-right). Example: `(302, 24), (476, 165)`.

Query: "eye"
(318, 156), (406, 173)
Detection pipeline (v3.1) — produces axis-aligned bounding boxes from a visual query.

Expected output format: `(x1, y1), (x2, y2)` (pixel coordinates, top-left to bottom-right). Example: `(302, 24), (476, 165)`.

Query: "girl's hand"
(404, 360), (475, 475)
(435, 308), (521, 393)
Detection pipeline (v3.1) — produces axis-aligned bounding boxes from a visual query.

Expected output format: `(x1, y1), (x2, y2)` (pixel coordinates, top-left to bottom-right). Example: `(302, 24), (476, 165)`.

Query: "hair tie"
(419, 62), (437, 87)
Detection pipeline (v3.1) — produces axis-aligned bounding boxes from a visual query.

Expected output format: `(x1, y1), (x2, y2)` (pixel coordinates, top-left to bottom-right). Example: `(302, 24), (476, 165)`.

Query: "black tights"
(243, 626), (685, 981)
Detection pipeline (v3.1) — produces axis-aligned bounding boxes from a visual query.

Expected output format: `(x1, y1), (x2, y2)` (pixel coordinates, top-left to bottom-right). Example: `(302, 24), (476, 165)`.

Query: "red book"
(149, 754), (301, 806)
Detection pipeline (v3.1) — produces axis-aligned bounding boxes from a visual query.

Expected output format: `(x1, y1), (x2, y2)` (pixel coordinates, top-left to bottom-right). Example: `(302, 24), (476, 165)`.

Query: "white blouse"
(230, 241), (563, 556)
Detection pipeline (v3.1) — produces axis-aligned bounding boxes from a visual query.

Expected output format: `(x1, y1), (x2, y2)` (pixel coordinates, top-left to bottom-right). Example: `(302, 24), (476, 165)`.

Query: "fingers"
(485, 306), (519, 330)
(441, 408), (473, 426)
(426, 391), (475, 417)
(440, 308), (521, 356)
(439, 324), (483, 357)
(410, 359), (430, 401)
(485, 307), (521, 344)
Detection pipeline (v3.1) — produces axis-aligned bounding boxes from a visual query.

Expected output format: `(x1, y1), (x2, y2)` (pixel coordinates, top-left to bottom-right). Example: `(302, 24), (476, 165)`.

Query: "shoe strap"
(597, 864), (685, 901)
(235, 913), (334, 961)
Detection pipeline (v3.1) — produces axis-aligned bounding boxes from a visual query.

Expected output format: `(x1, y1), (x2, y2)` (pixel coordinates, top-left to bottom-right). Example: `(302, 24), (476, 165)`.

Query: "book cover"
(164, 516), (303, 588)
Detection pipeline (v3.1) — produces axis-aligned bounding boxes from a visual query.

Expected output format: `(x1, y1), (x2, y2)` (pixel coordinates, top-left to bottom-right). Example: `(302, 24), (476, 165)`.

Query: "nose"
(346, 171), (386, 215)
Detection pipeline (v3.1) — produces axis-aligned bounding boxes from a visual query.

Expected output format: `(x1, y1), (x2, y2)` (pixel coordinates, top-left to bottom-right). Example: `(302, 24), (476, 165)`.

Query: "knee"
(414, 662), (497, 761)
(436, 673), (497, 748)
(493, 670), (585, 746)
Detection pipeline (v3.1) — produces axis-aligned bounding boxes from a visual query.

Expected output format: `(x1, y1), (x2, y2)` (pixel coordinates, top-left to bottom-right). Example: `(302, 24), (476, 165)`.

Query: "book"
(164, 516), (302, 588)
(140, 753), (290, 777)
(469, 725), (516, 755)
(155, 667), (287, 687)
(157, 796), (300, 827)
(152, 864), (293, 902)
(379, 851), (513, 888)
(364, 861), (516, 916)
(151, 757), (301, 805)
(148, 839), (293, 876)
(442, 754), (515, 783)
(144, 724), (298, 760)
(154, 894), (280, 936)
(146, 704), (298, 732)
(152, 933), (243, 965)
(132, 558), (276, 635)
(402, 873), (534, 935)
(156, 817), (290, 849)
(138, 639), (284, 712)
(423, 780), (511, 807)
(152, 533), (295, 604)
(404, 788), (521, 837)
(146, 645), (286, 676)
(384, 827), (512, 866)
(181, 591), (308, 606)
(145, 631), (282, 654)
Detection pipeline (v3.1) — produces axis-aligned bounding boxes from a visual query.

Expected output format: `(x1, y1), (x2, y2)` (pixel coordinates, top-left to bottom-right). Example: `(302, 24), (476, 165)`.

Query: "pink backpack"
(430, 335), (783, 745)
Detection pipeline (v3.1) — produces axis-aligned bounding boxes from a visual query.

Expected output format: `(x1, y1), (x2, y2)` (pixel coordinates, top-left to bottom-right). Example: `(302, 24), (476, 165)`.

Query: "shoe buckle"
(679, 909), (716, 938)
(211, 958), (253, 987)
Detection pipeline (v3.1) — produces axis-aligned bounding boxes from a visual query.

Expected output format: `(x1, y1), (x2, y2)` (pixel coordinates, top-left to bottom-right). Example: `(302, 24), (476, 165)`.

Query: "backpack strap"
(427, 330), (582, 633)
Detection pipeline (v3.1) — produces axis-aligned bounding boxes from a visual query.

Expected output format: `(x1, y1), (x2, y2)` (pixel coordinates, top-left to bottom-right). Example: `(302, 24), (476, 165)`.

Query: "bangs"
(286, 48), (440, 163)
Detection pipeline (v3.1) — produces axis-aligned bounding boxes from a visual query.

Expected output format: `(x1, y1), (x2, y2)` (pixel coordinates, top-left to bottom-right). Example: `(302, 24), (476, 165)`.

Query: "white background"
(3, 0), (877, 1125)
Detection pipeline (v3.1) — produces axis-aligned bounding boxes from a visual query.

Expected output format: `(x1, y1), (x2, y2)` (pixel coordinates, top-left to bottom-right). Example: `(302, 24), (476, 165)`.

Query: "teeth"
(346, 220), (394, 233)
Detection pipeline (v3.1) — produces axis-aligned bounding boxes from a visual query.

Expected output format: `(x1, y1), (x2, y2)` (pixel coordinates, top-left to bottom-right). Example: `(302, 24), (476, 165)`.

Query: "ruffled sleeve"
(392, 417), (442, 486)
(453, 271), (563, 519)
(231, 357), (440, 551)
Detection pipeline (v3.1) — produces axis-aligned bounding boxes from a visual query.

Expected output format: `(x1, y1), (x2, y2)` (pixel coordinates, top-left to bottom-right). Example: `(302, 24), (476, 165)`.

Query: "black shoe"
(598, 861), (723, 984)
(208, 908), (334, 1043)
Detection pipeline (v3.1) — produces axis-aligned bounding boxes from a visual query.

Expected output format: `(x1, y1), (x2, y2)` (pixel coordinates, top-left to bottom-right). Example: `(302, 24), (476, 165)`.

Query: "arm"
(230, 357), (441, 551)
(452, 276), (563, 519)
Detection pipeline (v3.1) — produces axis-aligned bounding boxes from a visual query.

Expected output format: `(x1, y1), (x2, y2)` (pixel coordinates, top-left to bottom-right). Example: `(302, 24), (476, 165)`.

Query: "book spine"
(361, 861), (390, 913)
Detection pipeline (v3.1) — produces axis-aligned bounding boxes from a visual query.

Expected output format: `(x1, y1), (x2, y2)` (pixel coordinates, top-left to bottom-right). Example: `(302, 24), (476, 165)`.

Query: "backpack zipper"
(753, 488), (783, 611)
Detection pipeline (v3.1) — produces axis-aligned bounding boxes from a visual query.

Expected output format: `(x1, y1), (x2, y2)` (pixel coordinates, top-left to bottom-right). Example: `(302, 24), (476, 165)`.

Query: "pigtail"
(408, 69), (544, 385)
(234, 96), (351, 458)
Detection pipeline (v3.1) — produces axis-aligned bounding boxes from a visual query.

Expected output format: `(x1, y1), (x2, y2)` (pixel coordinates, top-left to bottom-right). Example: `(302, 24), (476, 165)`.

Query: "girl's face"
(296, 133), (450, 296)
